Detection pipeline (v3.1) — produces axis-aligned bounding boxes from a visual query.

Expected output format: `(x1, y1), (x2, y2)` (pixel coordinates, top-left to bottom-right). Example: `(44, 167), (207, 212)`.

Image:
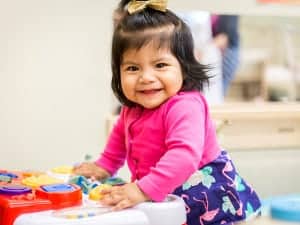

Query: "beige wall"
(0, 0), (117, 170)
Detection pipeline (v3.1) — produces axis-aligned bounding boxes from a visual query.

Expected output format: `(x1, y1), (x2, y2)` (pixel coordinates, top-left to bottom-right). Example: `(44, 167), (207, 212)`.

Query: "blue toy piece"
(103, 177), (126, 186)
(270, 195), (300, 222)
(0, 175), (12, 183)
(41, 184), (76, 192)
(0, 172), (18, 183)
(68, 175), (125, 194)
(0, 172), (18, 178)
(68, 175), (99, 194)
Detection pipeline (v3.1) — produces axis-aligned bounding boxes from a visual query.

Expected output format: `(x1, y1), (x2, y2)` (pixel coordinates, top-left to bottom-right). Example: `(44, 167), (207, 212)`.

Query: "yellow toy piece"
(89, 184), (112, 201)
(22, 174), (64, 188)
(51, 165), (74, 174)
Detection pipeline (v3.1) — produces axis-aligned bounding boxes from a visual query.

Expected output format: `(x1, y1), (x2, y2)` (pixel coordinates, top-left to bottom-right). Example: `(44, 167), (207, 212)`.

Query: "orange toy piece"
(35, 184), (82, 209)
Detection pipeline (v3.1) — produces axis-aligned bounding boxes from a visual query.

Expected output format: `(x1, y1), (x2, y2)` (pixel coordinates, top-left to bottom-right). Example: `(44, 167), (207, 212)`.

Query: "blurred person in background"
(178, 11), (224, 105)
(211, 14), (240, 96)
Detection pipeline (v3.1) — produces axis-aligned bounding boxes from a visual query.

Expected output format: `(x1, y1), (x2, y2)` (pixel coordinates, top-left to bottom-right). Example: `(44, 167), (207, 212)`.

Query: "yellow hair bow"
(127, 0), (168, 15)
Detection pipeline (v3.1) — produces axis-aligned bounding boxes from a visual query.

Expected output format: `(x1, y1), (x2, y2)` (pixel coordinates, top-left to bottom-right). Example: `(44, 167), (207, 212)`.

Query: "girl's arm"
(95, 108), (127, 176)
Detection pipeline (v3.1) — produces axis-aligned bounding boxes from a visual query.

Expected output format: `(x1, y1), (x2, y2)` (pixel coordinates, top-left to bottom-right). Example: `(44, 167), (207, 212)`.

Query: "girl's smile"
(120, 42), (183, 109)
(138, 88), (162, 95)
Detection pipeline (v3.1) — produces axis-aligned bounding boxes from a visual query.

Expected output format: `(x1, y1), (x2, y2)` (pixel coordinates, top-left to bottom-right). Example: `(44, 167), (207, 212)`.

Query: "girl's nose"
(139, 69), (155, 83)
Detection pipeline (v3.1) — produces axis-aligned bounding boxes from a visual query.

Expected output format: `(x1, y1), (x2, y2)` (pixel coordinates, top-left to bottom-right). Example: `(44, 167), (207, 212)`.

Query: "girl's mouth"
(139, 89), (162, 94)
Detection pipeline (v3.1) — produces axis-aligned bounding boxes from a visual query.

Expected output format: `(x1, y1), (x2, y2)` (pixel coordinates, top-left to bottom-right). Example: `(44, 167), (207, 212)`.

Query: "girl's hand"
(73, 162), (110, 180)
(100, 183), (150, 211)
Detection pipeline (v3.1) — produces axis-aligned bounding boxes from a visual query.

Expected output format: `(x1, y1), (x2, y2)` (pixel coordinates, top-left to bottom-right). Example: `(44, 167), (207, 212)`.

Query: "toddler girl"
(74, 0), (261, 224)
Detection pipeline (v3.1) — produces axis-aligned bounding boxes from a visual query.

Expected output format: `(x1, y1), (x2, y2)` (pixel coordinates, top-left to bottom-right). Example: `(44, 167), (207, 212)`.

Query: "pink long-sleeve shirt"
(96, 91), (221, 201)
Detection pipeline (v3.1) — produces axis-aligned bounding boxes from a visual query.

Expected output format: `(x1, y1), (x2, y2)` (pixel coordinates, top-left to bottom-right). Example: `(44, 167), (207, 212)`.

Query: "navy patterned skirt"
(173, 151), (261, 225)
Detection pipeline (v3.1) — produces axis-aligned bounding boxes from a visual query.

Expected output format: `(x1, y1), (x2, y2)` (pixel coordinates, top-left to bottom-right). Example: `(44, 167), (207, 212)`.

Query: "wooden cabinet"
(211, 102), (300, 150)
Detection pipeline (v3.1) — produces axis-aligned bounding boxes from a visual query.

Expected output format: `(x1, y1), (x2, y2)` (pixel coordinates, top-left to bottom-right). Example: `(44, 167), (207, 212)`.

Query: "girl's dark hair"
(112, 0), (211, 107)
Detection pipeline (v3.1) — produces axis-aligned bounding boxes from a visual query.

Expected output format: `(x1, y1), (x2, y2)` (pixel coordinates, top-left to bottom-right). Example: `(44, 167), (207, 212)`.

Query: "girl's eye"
(156, 63), (167, 68)
(126, 66), (139, 72)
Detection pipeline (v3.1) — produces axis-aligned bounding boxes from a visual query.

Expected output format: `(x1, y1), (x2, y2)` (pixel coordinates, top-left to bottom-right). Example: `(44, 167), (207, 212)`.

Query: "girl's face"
(120, 42), (183, 109)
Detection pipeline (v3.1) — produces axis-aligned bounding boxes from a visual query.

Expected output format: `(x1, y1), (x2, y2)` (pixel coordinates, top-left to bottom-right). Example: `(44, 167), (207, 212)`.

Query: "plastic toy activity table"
(0, 169), (187, 225)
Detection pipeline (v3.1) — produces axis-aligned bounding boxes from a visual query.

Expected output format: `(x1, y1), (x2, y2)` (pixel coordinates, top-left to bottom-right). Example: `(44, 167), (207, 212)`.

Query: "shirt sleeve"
(137, 95), (207, 201)
(95, 108), (126, 175)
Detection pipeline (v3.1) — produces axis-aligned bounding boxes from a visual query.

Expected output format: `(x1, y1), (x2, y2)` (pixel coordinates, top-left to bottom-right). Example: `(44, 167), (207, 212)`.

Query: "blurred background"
(1, 0), (300, 200)
(224, 16), (300, 103)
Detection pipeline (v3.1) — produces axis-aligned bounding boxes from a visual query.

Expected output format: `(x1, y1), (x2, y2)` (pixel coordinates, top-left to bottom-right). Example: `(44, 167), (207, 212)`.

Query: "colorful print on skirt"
(173, 151), (261, 225)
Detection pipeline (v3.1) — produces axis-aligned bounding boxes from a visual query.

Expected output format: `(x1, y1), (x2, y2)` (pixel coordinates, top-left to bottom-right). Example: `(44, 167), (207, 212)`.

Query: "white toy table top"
(14, 194), (186, 225)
